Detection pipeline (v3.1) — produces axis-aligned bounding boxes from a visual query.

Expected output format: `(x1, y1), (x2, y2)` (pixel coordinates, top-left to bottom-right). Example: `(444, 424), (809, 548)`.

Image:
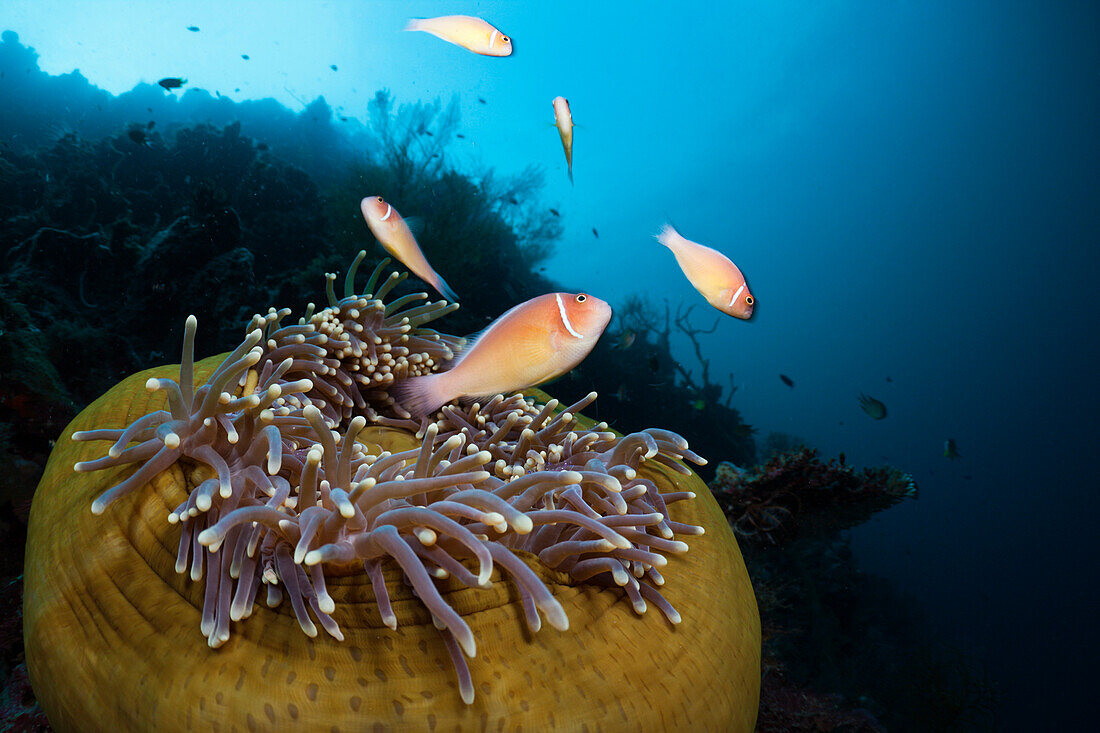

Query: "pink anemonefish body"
(552, 96), (574, 184)
(656, 223), (755, 319)
(393, 292), (612, 416)
(404, 16), (513, 57)
(361, 196), (459, 302)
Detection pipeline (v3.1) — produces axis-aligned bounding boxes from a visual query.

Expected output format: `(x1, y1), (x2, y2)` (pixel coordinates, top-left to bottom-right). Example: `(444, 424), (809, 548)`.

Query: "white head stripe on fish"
(728, 283), (745, 307)
(381, 204), (393, 222)
(555, 294), (583, 339)
(490, 29), (499, 47)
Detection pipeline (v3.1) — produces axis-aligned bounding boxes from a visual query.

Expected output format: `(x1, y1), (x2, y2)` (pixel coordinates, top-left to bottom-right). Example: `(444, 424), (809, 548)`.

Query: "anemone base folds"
(25, 357), (760, 731)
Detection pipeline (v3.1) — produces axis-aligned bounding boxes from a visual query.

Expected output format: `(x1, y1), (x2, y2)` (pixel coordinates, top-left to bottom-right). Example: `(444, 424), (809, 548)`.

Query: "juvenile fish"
(657, 223), (754, 319)
(552, 96), (574, 184)
(360, 196), (458, 302)
(394, 293), (612, 416)
(405, 16), (513, 57)
(944, 439), (960, 460)
(858, 393), (887, 420)
(612, 329), (636, 350)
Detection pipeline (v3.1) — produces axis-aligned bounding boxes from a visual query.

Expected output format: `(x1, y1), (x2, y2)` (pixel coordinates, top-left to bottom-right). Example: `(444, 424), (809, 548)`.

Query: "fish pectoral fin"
(459, 392), (503, 408)
(403, 216), (426, 237)
(433, 274), (460, 303)
(549, 328), (570, 354)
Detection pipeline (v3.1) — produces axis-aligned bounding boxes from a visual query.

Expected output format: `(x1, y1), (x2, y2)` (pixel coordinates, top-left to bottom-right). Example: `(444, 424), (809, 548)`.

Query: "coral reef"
(0, 502), (49, 731)
(712, 449), (999, 731)
(23, 257), (761, 731)
(712, 447), (917, 546)
(757, 666), (884, 732)
(0, 104), (560, 512)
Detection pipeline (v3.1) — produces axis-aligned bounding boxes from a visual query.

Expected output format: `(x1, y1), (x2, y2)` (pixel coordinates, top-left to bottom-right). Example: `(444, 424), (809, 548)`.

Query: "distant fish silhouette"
(611, 329), (635, 351)
(549, 208), (560, 217)
(886, 375), (893, 383)
(456, 133), (465, 139)
(858, 393), (887, 420)
(186, 26), (200, 32)
(779, 374), (794, 388)
(157, 77), (186, 90)
(592, 227), (599, 238)
(241, 54), (250, 60)
(944, 439), (960, 460)
(146, 120), (155, 129)
(127, 129), (149, 146)
(478, 97), (487, 104)
(330, 64), (338, 71)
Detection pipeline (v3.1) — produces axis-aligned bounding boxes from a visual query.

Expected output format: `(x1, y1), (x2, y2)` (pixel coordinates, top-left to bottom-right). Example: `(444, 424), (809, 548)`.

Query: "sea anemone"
(24, 255), (761, 730)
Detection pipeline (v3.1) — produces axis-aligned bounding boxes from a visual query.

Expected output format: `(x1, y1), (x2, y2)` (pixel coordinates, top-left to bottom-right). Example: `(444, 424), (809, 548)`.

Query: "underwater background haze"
(2, 1), (1098, 729)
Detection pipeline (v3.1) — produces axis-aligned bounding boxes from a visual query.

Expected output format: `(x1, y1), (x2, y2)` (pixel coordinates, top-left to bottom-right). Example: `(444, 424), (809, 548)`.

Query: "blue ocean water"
(2, 1), (1097, 729)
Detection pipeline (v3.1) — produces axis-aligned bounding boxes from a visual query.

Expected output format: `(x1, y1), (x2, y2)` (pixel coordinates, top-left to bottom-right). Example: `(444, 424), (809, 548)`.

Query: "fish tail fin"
(655, 223), (676, 248)
(404, 19), (424, 32)
(433, 274), (460, 303)
(568, 166), (574, 186)
(391, 372), (452, 418)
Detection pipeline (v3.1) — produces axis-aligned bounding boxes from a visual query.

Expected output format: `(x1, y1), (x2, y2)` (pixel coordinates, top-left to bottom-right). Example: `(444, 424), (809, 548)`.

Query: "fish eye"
(501, 36), (510, 43)
(745, 296), (754, 305)
(575, 294), (587, 303)
(376, 196), (384, 203)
